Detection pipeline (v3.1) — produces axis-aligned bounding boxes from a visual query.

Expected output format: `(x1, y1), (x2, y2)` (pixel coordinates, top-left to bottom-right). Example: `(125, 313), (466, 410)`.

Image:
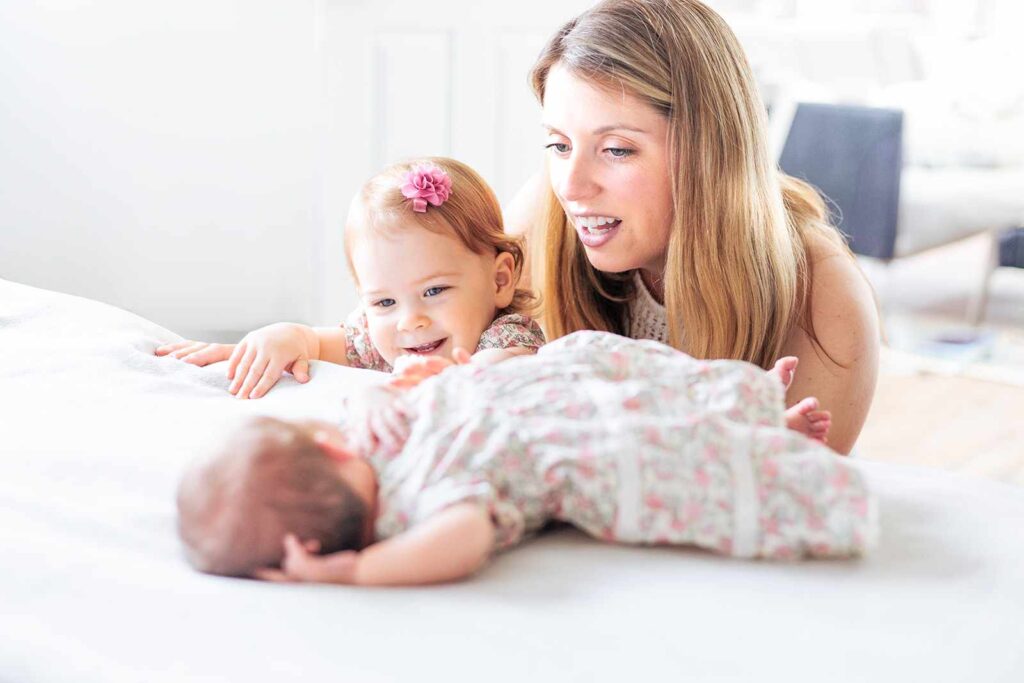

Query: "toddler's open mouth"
(402, 338), (446, 355)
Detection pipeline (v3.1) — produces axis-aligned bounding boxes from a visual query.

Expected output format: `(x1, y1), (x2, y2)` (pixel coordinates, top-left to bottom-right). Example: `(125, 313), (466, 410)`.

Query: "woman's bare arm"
(782, 240), (880, 455)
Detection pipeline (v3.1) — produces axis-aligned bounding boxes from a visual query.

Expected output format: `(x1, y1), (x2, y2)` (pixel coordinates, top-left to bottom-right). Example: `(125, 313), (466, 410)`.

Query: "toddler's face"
(351, 224), (502, 366)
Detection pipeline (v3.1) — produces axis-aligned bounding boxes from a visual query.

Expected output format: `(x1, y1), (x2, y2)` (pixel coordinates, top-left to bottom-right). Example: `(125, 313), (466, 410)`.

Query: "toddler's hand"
(228, 323), (316, 400)
(345, 385), (409, 454)
(390, 354), (457, 389)
(462, 346), (533, 368)
(155, 340), (235, 366)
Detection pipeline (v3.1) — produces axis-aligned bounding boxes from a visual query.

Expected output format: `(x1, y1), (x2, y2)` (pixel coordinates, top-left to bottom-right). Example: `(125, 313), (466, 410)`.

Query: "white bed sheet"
(2, 279), (1023, 682)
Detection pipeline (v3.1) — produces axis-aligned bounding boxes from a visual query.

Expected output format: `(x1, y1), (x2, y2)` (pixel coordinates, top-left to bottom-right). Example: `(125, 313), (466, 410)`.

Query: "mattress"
(2, 278), (1022, 682)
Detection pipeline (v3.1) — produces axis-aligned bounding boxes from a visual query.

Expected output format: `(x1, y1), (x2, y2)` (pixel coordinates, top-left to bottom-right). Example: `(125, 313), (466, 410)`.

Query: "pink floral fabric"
(368, 331), (874, 559)
(340, 309), (545, 373)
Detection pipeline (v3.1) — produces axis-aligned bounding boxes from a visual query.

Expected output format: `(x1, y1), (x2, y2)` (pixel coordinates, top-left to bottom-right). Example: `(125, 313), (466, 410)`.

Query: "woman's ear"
(493, 251), (516, 309)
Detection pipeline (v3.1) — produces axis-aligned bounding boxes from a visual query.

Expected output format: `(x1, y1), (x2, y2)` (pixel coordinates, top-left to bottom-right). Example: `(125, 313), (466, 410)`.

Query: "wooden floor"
(857, 370), (1024, 486)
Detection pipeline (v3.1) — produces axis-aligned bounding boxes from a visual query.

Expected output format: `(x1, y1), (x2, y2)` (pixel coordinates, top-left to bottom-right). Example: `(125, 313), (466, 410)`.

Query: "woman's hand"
(227, 323), (318, 400)
(155, 340), (236, 366)
(253, 534), (361, 585)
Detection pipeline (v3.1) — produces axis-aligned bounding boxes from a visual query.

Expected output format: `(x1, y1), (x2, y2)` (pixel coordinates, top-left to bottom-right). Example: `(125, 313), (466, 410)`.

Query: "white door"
(314, 0), (595, 322)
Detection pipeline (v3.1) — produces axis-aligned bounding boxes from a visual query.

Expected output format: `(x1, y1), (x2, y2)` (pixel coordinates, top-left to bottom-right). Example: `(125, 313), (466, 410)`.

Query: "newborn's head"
(176, 416), (369, 577)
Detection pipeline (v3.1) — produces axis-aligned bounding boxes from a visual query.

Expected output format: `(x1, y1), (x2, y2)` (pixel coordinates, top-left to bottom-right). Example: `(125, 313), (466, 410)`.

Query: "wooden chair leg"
(968, 230), (1000, 326)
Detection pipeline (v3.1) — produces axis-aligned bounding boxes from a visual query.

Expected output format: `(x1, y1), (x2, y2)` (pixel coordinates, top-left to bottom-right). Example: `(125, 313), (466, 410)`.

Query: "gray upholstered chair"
(778, 102), (903, 260)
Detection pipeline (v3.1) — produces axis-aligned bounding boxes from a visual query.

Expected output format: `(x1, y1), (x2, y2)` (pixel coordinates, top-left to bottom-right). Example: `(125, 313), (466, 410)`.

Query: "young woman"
(506, 0), (879, 454)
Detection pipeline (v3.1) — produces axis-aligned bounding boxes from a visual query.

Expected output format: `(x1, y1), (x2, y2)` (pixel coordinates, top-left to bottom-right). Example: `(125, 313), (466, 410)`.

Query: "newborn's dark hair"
(177, 416), (368, 577)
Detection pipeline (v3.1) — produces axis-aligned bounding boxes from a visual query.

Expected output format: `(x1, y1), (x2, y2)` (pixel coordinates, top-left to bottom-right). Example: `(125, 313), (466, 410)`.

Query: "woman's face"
(542, 63), (674, 276)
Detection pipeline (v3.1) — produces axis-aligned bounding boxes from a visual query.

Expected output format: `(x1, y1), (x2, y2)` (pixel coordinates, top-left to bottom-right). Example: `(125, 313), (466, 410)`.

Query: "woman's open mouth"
(402, 338), (446, 355)
(575, 215), (622, 248)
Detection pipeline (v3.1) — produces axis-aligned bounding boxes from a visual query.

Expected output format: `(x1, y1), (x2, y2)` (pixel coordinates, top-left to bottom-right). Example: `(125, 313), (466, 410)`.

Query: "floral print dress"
(341, 309), (545, 372)
(366, 331), (875, 560)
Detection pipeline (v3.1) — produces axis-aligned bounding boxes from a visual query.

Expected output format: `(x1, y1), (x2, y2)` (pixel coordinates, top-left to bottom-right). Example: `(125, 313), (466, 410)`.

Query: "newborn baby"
(178, 332), (874, 585)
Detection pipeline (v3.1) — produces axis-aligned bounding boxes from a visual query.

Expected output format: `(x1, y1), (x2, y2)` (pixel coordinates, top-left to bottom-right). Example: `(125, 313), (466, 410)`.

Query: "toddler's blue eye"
(374, 298), (396, 308)
(424, 286), (448, 297)
(545, 142), (570, 154)
(607, 147), (634, 158)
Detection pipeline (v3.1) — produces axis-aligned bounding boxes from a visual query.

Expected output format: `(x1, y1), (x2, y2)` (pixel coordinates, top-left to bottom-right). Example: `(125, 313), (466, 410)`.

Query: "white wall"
(0, 1), (324, 339)
(0, 0), (588, 339)
(2, 0), (1017, 339)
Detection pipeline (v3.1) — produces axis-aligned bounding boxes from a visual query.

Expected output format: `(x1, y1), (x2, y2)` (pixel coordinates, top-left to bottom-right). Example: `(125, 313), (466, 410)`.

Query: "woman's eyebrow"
(542, 123), (649, 136)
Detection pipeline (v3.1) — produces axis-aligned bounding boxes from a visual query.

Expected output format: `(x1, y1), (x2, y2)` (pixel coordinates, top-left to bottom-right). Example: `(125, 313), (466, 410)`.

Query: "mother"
(506, 0), (879, 454)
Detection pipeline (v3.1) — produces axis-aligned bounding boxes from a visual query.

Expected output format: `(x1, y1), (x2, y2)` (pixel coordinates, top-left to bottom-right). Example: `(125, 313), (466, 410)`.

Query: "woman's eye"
(606, 147), (634, 158)
(545, 142), (570, 154)
(374, 298), (396, 308)
(424, 286), (448, 297)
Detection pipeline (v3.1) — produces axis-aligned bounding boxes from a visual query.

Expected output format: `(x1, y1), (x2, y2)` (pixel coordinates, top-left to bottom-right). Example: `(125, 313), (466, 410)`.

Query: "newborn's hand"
(155, 340), (236, 366)
(254, 535), (361, 585)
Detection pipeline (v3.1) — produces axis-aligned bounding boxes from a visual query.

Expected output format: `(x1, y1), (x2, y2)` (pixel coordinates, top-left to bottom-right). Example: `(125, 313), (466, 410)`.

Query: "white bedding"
(2, 278), (1023, 682)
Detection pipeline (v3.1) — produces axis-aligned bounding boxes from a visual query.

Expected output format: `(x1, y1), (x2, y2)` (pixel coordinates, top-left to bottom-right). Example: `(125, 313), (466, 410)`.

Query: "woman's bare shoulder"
(504, 169), (547, 239)
(782, 232), (881, 454)
(503, 169), (548, 289)
(800, 233), (880, 366)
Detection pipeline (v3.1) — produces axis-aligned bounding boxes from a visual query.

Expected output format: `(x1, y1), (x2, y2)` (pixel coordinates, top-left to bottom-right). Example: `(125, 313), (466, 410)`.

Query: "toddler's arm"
(159, 323), (350, 399)
(261, 503), (496, 586)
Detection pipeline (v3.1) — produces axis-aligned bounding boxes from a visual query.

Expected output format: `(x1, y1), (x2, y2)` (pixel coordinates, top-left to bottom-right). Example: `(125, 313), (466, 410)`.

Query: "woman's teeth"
(576, 216), (621, 232)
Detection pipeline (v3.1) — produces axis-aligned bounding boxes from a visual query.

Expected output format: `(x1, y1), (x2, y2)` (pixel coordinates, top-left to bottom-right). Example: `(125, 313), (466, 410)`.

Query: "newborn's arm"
(264, 503), (496, 586)
(355, 503), (495, 585)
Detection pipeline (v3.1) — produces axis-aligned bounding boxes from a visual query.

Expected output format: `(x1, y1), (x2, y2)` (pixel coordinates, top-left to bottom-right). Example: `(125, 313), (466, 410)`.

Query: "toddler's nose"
(397, 311), (430, 332)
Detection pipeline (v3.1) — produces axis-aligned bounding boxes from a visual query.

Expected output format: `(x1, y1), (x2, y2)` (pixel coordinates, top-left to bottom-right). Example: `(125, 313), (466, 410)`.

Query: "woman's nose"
(554, 152), (599, 204)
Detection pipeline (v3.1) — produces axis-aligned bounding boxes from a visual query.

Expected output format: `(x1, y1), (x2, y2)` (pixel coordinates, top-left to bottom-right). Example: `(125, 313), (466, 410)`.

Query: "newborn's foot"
(770, 356), (799, 389)
(785, 397), (831, 443)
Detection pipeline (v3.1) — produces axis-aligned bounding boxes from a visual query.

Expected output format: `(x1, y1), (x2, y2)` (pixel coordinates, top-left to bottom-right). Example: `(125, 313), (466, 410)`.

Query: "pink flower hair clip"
(401, 164), (452, 213)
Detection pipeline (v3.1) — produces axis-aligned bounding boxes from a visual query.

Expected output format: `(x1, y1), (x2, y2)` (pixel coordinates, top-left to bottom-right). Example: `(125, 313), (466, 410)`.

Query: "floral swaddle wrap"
(366, 331), (876, 559)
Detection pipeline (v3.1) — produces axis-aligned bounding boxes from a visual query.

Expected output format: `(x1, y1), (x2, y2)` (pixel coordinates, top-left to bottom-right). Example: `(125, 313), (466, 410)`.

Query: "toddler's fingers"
(155, 340), (191, 356)
(230, 346), (258, 395)
(171, 342), (208, 360)
(238, 355), (271, 400)
(380, 409), (409, 444)
(227, 341), (248, 382)
(452, 347), (472, 365)
(369, 415), (399, 452)
(184, 343), (231, 366)
(250, 360), (287, 399)
(291, 358), (310, 383)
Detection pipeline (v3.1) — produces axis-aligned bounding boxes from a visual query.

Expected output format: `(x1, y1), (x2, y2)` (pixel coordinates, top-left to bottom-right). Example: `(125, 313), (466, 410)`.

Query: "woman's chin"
(581, 247), (640, 275)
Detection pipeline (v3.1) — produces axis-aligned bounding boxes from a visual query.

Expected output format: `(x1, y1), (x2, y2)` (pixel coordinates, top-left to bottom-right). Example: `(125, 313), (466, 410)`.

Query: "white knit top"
(627, 271), (670, 343)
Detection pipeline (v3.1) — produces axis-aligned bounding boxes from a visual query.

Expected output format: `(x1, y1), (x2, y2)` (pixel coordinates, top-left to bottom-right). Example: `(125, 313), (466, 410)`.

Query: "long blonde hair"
(346, 156), (535, 314)
(530, 0), (850, 368)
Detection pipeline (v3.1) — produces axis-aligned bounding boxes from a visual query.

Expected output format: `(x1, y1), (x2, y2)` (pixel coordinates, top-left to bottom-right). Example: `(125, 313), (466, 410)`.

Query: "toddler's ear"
(313, 430), (358, 462)
(493, 251), (516, 309)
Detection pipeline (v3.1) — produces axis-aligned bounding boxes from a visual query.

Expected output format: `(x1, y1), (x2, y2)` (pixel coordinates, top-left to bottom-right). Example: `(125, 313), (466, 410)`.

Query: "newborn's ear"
(313, 430), (358, 462)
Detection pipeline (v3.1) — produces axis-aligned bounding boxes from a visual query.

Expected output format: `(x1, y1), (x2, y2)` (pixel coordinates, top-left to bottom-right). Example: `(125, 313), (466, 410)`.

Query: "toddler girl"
(156, 157), (545, 399)
(177, 332), (867, 586)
